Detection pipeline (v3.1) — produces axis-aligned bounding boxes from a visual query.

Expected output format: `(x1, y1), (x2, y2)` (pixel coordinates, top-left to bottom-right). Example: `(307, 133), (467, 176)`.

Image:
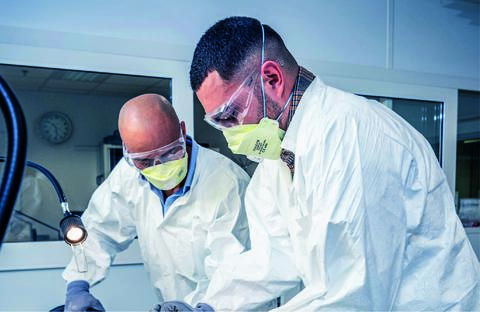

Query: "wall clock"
(39, 111), (73, 144)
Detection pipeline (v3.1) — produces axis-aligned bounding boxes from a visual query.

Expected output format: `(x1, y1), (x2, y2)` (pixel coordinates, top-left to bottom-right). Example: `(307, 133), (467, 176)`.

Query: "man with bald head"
(62, 94), (250, 311)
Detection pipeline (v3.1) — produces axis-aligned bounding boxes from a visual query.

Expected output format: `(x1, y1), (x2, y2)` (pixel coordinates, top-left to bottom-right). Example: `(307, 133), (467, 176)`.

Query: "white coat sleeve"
(185, 167), (251, 305)
(62, 162), (137, 286)
(202, 162), (302, 311)
(203, 168), (250, 279)
(276, 116), (406, 311)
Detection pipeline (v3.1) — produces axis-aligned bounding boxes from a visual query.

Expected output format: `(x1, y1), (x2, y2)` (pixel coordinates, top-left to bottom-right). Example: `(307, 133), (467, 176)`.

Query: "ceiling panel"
(87, 90), (138, 97)
(104, 75), (165, 86)
(42, 80), (98, 91)
(49, 70), (110, 83)
(40, 87), (92, 95)
(0, 64), (172, 100)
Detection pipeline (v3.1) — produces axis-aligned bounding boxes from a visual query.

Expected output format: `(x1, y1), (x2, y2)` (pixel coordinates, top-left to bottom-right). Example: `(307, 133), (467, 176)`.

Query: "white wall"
(394, 0), (479, 79)
(0, 0), (477, 90)
(0, 241), (157, 311)
(0, 265), (156, 311)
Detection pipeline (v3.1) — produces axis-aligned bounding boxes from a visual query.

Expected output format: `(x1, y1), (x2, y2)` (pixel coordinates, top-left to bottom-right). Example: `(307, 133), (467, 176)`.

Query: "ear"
(180, 121), (187, 139)
(261, 61), (285, 102)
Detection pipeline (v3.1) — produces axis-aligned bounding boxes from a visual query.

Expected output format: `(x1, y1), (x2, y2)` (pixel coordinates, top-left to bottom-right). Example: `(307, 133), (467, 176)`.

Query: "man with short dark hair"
(186, 16), (480, 311)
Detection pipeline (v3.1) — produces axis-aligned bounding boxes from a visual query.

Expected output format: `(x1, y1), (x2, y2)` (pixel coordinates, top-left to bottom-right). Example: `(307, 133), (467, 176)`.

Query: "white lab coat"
(63, 145), (250, 304)
(203, 78), (480, 311)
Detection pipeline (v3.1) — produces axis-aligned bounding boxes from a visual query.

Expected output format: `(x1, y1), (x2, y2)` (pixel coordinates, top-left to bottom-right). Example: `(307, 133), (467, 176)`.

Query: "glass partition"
(456, 90), (480, 227)
(364, 95), (443, 162)
(0, 64), (172, 242)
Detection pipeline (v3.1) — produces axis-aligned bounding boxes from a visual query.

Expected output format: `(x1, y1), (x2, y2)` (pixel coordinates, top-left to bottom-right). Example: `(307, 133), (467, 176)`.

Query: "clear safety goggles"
(123, 131), (186, 170)
(204, 72), (260, 130)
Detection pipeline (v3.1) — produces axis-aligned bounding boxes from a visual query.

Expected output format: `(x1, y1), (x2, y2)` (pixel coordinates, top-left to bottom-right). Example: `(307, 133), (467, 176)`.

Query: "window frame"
(0, 43), (192, 260)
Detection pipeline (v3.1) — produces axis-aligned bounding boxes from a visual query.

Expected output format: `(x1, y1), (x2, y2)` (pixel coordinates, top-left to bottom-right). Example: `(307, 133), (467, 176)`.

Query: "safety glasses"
(204, 72), (260, 130)
(123, 131), (186, 170)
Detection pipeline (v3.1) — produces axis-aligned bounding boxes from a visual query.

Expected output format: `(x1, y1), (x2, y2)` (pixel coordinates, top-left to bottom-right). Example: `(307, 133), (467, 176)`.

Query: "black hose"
(0, 157), (68, 204)
(26, 160), (67, 203)
(0, 76), (28, 246)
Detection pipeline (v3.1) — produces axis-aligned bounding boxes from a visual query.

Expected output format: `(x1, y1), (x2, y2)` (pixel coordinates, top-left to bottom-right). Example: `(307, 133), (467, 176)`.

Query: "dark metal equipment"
(0, 76), (27, 247)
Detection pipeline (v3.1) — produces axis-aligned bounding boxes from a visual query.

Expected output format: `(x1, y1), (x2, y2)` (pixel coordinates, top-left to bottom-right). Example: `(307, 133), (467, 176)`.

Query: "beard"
(252, 85), (282, 120)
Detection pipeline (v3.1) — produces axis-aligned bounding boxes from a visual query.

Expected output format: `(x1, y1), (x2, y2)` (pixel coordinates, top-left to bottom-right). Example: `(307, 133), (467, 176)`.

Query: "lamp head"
(59, 212), (87, 245)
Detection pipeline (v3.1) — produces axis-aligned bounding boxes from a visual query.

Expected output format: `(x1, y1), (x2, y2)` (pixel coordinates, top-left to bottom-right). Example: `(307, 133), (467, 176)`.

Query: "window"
(456, 90), (480, 227)
(0, 64), (172, 242)
(363, 95), (444, 161)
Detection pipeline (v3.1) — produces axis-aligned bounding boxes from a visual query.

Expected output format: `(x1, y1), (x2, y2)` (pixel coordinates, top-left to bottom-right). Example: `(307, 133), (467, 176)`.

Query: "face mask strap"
(275, 92), (294, 122)
(260, 23), (267, 118)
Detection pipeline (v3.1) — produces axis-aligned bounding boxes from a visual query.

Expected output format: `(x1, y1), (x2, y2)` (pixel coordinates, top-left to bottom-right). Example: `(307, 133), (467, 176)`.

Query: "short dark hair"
(190, 16), (296, 92)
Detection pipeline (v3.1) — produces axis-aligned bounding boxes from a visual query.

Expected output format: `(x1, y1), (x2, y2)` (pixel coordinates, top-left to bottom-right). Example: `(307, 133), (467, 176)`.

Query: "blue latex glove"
(160, 301), (214, 312)
(65, 280), (105, 312)
(194, 303), (214, 311)
(160, 301), (193, 312)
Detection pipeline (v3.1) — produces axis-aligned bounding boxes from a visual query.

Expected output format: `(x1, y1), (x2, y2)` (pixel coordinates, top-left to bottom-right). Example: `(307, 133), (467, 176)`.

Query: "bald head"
(119, 94), (182, 153)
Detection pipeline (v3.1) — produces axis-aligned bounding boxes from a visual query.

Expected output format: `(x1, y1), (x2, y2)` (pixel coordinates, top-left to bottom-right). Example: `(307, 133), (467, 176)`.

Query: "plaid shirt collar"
(287, 66), (316, 127)
(280, 66), (315, 174)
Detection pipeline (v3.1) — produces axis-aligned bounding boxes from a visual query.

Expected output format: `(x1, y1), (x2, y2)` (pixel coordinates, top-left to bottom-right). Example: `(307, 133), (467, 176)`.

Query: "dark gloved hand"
(160, 301), (214, 312)
(149, 303), (162, 312)
(194, 303), (214, 311)
(65, 280), (105, 312)
(160, 301), (193, 312)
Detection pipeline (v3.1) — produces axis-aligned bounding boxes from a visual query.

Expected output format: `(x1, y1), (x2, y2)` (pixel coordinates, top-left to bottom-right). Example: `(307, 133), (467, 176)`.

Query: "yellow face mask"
(141, 154), (188, 190)
(223, 118), (285, 161)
